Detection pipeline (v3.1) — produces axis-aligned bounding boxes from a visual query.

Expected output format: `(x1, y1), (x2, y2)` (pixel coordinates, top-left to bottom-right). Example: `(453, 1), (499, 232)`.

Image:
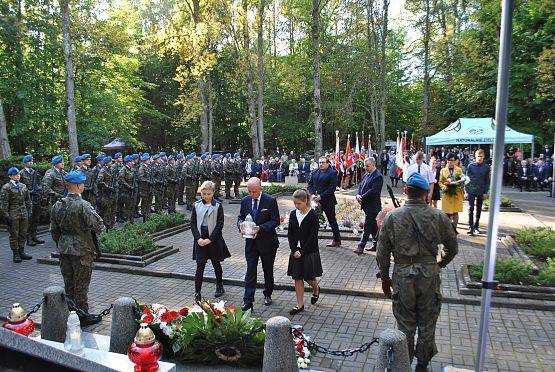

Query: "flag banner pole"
(476, 0), (515, 370)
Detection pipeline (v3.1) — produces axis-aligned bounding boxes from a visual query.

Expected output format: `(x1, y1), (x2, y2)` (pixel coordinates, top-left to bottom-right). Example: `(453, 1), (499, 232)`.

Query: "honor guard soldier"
(212, 154), (224, 199)
(50, 170), (105, 326)
(72, 155), (83, 171)
(232, 153), (243, 199)
(112, 152), (125, 222)
(81, 153), (96, 207)
(200, 153), (211, 184)
(223, 153), (234, 199)
(97, 156), (117, 230)
(151, 153), (165, 213)
(376, 172), (458, 371)
(137, 153), (154, 221)
(19, 154), (45, 246)
(118, 155), (136, 223)
(1, 167), (32, 263)
(130, 153), (141, 218)
(182, 153), (196, 210)
(166, 156), (178, 213)
(176, 153), (186, 205)
(42, 155), (67, 207)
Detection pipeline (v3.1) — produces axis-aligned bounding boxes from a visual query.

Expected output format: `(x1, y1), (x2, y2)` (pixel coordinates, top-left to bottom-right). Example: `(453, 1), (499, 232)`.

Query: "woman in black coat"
(191, 181), (231, 301)
(287, 189), (323, 315)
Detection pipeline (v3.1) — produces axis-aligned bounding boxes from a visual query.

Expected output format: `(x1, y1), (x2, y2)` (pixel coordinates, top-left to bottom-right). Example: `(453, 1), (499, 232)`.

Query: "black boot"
(13, 250), (22, 263)
(33, 237), (45, 244)
(415, 360), (429, 372)
(27, 237), (36, 246)
(214, 284), (225, 298)
(19, 248), (32, 260)
(79, 314), (102, 327)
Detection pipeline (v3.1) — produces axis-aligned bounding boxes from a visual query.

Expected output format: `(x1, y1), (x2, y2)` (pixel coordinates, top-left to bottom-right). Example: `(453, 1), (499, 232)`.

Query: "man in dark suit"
(298, 158), (311, 183)
(354, 158), (383, 254)
(237, 177), (280, 311)
(308, 156), (341, 246)
(379, 150), (390, 175)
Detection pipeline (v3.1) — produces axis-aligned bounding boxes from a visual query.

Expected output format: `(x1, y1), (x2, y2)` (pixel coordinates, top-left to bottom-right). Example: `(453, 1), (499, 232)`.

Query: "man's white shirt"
(406, 162), (435, 184)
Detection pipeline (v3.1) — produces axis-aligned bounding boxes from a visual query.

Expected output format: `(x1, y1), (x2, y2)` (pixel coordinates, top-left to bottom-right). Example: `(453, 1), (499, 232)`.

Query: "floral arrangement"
(292, 325), (312, 369)
(376, 203), (396, 229)
(278, 215), (288, 232)
(442, 173), (470, 197)
(334, 200), (366, 234)
(135, 300), (265, 366)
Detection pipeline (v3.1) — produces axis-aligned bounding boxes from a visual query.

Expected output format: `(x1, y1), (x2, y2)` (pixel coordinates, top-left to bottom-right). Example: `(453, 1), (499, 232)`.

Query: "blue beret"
(168, 155), (174, 161)
(176, 154), (184, 159)
(73, 156), (82, 163)
(407, 172), (430, 191)
(22, 154), (33, 163)
(213, 154), (220, 159)
(141, 153), (150, 161)
(114, 152), (122, 159)
(52, 155), (63, 165)
(124, 155), (133, 163)
(103, 156), (113, 163)
(96, 155), (105, 161)
(160, 152), (166, 156)
(81, 153), (91, 159)
(8, 167), (19, 176)
(152, 154), (161, 160)
(200, 154), (206, 160)
(186, 154), (193, 159)
(191, 152), (196, 156)
(225, 153), (231, 158)
(64, 170), (86, 184)
(234, 152), (240, 158)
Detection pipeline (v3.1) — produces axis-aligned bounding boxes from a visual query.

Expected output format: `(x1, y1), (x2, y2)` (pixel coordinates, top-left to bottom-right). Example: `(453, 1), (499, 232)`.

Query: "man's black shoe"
(13, 251), (22, 263)
(27, 238), (36, 246)
(264, 296), (272, 306)
(33, 237), (45, 244)
(242, 302), (253, 312)
(79, 314), (102, 327)
(474, 227), (482, 234)
(467, 227), (475, 236)
(214, 285), (225, 298)
(415, 360), (429, 372)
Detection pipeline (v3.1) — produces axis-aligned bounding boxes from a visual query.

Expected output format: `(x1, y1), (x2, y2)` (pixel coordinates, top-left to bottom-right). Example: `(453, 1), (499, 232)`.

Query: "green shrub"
(483, 196), (515, 208)
(535, 258), (555, 286)
(263, 184), (300, 195)
(99, 229), (157, 256)
(515, 227), (555, 261)
(468, 259), (535, 285)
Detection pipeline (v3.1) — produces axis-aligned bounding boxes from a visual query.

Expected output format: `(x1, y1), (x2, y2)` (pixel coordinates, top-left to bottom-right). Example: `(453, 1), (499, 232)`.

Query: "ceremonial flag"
(410, 134), (415, 152)
(354, 132), (362, 166)
(360, 131), (365, 156)
(395, 131), (404, 175)
(335, 130), (342, 172)
(368, 134), (373, 157)
(345, 134), (354, 169)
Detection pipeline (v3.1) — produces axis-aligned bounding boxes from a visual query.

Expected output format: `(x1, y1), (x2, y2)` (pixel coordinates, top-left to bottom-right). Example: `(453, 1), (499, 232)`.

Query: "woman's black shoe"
(289, 306), (304, 315)
(214, 285), (225, 298)
(311, 286), (320, 305)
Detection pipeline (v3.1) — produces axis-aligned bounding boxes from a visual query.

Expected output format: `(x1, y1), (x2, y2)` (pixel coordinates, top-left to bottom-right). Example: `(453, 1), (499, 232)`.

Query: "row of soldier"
(7, 150), (246, 229)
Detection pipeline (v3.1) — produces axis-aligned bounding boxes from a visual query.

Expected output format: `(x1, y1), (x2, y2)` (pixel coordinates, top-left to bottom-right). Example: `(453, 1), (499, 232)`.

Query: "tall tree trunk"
(272, 0), (276, 63)
(243, 0), (260, 158)
(192, 0), (209, 152)
(207, 73), (214, 152)
(312, 0), (323, 156)
(289, 14), (294, 54)
(257, 0), (265, 156)
(422, 0), (431, 133)
(366, 0), (380, 146)
(0, 95), (12, 159)
(60, 0), (79, 158)
(378, 0), (389, 152)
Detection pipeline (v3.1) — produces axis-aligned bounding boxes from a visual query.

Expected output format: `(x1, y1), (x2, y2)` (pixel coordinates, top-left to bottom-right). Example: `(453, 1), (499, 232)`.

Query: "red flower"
(280, 216), (285, 223)
(142, 307), (151, 314)
(298, 349), (305, 358)
(226, 306), (236, 315)
(142, 313), (154, 324)
(179, 307), (189, 316)
(214, 308), (224, 316)
(160, 310), (179, 323)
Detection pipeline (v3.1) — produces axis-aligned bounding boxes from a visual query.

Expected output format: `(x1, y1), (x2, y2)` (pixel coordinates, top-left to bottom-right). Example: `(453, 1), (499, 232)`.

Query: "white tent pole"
(476, 0), (515, 370)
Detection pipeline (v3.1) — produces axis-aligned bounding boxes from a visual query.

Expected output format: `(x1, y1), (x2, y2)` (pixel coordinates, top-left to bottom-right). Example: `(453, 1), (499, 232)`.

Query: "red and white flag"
(345, 134), (354, 169)
(335, 130), (342, 172)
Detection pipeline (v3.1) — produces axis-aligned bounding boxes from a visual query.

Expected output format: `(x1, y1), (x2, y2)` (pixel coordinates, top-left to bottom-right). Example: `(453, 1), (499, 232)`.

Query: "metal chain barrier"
(64, 294), (113, 320)
(25, 298), (45, 318)
(292, 328), (379, 357)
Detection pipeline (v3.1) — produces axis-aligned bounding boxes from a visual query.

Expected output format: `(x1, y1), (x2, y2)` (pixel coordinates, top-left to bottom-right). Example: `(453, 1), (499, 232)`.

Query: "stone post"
(262, 316), (298, 372)
(41, 286), (69, 342)
(375, 328), (411, 372)
(109, 297), (139, 354)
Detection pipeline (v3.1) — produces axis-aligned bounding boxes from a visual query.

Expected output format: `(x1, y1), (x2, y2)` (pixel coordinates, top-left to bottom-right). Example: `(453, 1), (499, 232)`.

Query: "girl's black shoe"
(311, 286), (320, 305)
(289, 305), (304, 315)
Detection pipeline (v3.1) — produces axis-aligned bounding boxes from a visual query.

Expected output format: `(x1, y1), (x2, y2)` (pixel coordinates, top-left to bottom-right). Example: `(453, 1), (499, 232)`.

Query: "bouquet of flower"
(442, 173), (470, 197)
(278, 215), (288, 232)
(292, 325), (312, 369)
(135, 300), (265, 366)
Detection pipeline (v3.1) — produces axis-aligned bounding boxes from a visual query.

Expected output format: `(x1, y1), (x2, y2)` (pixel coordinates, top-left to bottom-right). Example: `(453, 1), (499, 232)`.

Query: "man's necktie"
(418, 164), (421, 173)
(252, 199), (258, 220)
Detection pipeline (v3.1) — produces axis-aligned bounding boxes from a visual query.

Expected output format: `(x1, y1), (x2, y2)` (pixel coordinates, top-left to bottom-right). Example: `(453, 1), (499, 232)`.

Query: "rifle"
(91, 230), (102, 260)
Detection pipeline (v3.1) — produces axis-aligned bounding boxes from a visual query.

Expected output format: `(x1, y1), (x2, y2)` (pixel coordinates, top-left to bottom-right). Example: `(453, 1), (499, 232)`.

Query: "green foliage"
(536, 258), (555, 286)
(514, 227), (555, 261)
(484, 196), (516, 208)
(468, 259), (536, 285)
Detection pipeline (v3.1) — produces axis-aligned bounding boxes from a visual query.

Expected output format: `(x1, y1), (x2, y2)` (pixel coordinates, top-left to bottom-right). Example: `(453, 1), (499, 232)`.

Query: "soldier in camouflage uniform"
(50, 170), (105, 326)
(137, 153), (154, 222)
(232, 153), (243, 198)
(152, 154), (165, 213)
(42, 155), (67, 208)
(118, 156), (136, 223)
(1, 167), (32, 263)
(81, 154), (96, 208)
(72, 156), (83, 171)
(182, 154), (195, 210)
(166, 156), (179, 213)
(176, 153), (186, 205)
(131, 154), (141, 218)
(97, 156), (117, 230)
(91, 155), (105, 213)
(212, 154), (224, 199)
(376, 172), (458, 372)
(19, 154), (45, 246)
(199, 153), (211, 184)
(112, 152), (125, 222)
(223, 153), (234, 199)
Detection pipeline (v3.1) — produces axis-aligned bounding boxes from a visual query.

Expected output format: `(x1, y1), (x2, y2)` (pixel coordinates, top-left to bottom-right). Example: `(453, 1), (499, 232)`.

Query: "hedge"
(514, 227), (555, 261)
(469, 258), (555, 287)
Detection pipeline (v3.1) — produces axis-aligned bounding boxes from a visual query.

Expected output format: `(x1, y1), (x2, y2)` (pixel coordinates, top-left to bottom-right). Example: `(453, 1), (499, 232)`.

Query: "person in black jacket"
(354, 158), (383, 255)
(287, 189), (322, 315)
(308, 156), (341, 246)
(191, 181), (231, 301)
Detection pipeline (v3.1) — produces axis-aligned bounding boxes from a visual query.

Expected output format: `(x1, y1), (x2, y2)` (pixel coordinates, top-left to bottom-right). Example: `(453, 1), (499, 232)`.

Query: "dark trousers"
(359, 209), (379, 248)
(468, 194), (483, 228)
(381, 164), (388, 175)
(322, 204), (341, 242)
(243, 245), (276, 303)
(195, 260), (223, 294)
